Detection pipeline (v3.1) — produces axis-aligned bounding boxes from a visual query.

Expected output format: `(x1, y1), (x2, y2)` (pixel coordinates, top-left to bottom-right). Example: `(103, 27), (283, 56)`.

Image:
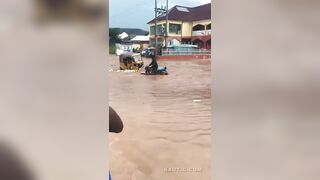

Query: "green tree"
(109, 28), (121, 54)
(109, 28), (121, 44)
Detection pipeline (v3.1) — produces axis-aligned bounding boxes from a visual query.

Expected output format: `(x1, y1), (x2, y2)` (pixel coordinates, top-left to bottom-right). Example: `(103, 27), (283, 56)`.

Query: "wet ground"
(109, 55), (211, 180)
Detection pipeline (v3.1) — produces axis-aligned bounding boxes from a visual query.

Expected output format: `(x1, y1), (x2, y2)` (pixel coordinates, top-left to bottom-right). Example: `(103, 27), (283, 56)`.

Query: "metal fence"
(161, 48), (211, 56)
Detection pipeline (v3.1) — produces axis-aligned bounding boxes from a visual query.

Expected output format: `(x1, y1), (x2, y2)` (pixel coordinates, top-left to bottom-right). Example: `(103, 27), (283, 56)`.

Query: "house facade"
(148, 3), (211, 49)
(130, 35), (150, 50)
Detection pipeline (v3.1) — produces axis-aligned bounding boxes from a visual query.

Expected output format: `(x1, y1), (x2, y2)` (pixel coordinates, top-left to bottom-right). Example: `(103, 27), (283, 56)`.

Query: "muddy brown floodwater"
(109, 55), (211, 180)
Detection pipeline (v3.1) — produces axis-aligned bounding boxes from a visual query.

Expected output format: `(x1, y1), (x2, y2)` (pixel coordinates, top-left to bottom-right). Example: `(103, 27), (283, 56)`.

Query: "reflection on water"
(109, 55), (211, 180)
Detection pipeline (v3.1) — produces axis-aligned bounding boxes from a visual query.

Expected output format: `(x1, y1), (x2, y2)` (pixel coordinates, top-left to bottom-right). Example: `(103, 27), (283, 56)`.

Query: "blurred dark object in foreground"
(34, 0), (106, 23)
(0, 143), (34, 180)
(109, 107), (123, 133)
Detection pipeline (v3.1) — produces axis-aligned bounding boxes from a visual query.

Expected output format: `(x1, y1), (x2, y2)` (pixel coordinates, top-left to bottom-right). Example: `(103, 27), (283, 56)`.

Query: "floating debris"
(124, 70), (138, 73)
(193, 99), (202, 103)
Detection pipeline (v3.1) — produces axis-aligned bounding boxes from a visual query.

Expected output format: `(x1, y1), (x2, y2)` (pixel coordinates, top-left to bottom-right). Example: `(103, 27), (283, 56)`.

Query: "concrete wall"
(182, 22), (193, 36)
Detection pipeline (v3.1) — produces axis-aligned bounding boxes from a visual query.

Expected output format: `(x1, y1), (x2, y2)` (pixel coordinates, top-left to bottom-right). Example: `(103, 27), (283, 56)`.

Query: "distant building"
(115, 34), (149, 55)
(130, 35), (150, 50)
(115, 42), (133, 56)
(147, 3), (211, 49)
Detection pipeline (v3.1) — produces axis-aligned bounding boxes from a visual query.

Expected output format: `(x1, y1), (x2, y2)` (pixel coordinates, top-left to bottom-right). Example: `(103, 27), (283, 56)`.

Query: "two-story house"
(148, 3), (211, 49)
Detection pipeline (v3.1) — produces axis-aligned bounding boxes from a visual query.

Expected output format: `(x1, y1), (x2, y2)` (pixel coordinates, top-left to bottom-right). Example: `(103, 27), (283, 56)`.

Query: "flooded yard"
(109, 55), (211, 180)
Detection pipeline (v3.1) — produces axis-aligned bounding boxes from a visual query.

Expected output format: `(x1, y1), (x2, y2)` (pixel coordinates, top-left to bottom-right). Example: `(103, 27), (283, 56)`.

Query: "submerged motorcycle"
(141, 51), (168, 75)
(142, 65), (168, 75)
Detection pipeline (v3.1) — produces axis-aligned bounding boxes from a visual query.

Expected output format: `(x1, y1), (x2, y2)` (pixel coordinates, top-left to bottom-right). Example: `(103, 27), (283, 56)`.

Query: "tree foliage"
(109, 28), (121, 44)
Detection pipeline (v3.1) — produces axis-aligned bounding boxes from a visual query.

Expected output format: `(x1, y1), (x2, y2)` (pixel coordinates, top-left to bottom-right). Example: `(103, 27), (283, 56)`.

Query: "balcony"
(192, 30), (211, 36)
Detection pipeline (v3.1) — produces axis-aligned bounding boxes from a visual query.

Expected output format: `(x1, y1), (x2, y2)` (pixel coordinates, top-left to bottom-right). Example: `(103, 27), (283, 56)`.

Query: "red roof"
(148, 3), (211, 24)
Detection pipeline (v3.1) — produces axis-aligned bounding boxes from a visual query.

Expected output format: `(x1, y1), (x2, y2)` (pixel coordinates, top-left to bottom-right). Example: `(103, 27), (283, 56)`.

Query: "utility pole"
(154, 0), (168, 59)
(165, 0), (168, 48)
(155, 0), (158, 58)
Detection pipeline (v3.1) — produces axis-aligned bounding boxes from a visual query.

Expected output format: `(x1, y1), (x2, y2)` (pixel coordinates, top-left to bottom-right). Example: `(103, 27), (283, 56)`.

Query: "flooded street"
(109, 55), (211, 180)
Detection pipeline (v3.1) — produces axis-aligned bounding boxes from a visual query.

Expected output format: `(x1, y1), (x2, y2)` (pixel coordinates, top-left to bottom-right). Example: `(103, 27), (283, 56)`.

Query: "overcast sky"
(109, 0), (211, 31)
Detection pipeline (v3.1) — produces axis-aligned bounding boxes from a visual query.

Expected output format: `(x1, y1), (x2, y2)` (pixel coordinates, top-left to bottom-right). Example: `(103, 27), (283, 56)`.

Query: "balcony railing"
(192, 30), (211, 36)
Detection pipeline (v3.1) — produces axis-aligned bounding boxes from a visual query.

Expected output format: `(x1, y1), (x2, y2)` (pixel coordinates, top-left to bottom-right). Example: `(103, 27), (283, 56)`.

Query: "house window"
(158, 24), (167, 35)
(150, 26), (155, 35)
(206, 23), (211, 30)
(169, 23), (182, 35)
(192, 24), (205, 31)
(150, 24), (167, 35)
